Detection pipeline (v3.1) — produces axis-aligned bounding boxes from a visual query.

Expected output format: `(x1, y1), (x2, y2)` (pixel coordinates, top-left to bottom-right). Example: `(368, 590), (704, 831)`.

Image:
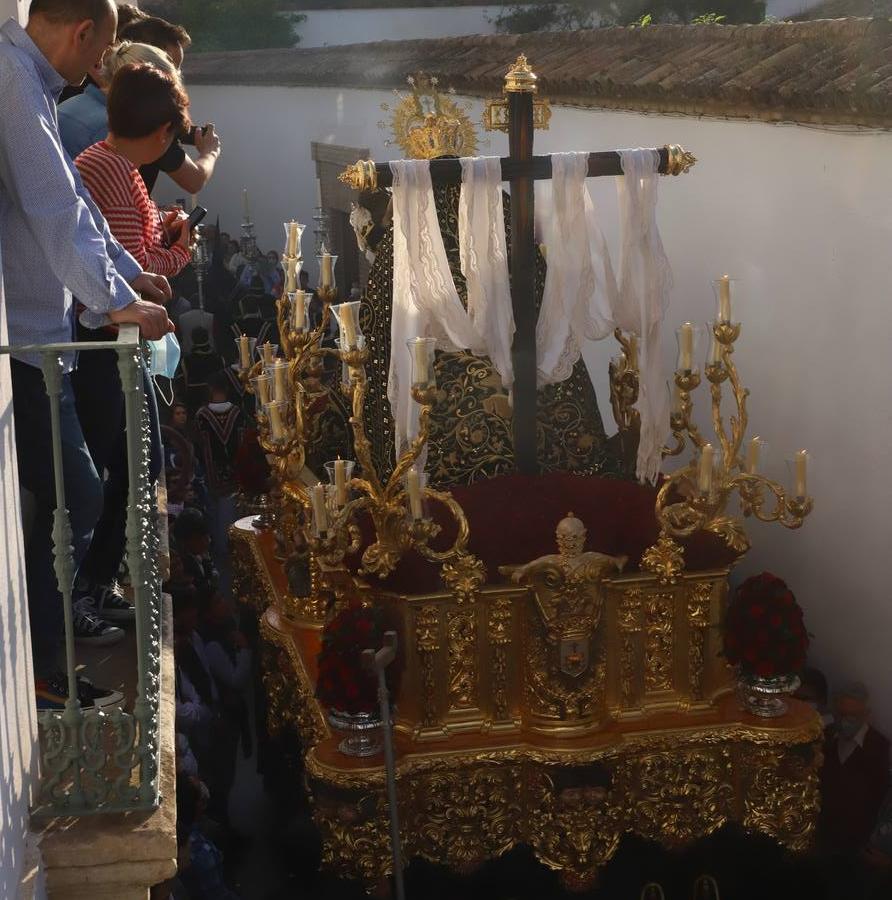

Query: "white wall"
(290, 6), (506, 47)
(174, 82), (892, 733)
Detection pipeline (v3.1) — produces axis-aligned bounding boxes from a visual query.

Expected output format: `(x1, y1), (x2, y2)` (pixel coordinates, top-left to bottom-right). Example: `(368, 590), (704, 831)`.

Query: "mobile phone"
(179, 125), (208, 146)
(169, 206), (207, 244)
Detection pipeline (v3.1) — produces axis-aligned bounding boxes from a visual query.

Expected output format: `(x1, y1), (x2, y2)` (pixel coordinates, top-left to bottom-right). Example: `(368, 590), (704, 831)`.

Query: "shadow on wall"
(0, 337), (40, 893)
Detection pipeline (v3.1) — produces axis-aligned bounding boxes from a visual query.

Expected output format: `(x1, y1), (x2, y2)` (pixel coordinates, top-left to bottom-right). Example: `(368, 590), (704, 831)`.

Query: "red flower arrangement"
(722, 572), (809, 678)
(316, 599), (401, 715)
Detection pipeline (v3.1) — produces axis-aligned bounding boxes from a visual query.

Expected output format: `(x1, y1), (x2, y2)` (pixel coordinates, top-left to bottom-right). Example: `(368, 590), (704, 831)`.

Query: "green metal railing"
(1, 325), (163, 815)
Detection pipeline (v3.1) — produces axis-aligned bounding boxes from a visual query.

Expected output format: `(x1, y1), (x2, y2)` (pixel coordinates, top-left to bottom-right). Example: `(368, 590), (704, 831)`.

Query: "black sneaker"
(92, 581), (135, 623)
(37, 672), (124, 710)
(73, 598), (125, 646)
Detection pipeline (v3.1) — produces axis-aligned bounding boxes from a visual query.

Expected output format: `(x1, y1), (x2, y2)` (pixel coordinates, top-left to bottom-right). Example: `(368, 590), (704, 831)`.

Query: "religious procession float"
(230, 56), (818, 894)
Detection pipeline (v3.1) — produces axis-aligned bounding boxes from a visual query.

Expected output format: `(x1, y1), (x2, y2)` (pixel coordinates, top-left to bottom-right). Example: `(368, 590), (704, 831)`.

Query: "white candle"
(795, 450), (808, 498)
(238, 334), (250, 370)
(334, 458), (347, 506)
(411, 338), (430, 385)
(261, 342), (275, 366)
(320, 251), (333, 291)
(312, 483), (329, 534)
(718, 275), (731, 323)
(266, 402), (284, 441)
(242, 188), (250, 221)
(292, 291), (306, 331)
(272, 361), (289, 402)
(698, 443), (714, 494)
(286, 221), (298, 257)
(339, 302), (359, 350)
(746, 436), (762, 475)
(708, 331), (722, 366)
(679, 323), (694, 371)
(254, 374), (271, 406)
(407, 467), (423, 520)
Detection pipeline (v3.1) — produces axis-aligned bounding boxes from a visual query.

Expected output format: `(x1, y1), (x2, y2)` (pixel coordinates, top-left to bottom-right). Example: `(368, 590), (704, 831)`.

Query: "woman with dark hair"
(69, 63), (196, 643)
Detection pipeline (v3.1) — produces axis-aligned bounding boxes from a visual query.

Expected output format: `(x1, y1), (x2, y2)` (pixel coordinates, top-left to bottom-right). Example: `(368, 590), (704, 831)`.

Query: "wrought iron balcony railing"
(0, 325), (163, 816)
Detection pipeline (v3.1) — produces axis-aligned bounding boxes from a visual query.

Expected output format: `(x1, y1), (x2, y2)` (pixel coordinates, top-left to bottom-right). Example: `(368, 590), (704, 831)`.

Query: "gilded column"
(617, 590), (643, 708)
(488, 598), (513, 723)
(416, 606), (441, 729)
(687, 582), (712, 701)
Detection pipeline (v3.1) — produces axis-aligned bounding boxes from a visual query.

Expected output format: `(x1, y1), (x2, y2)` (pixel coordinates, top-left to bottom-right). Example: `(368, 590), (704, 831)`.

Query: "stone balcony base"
(35, 596), (177, 900)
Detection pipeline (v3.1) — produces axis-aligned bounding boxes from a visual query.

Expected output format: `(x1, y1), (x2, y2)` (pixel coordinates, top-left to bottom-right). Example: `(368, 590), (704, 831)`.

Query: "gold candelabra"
(236, 221), (481, 603)
(640, 276), (814, 583)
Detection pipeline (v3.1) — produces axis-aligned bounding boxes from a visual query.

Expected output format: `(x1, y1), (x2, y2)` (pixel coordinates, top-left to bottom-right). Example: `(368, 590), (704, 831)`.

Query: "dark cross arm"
(339, 146), (696, 192)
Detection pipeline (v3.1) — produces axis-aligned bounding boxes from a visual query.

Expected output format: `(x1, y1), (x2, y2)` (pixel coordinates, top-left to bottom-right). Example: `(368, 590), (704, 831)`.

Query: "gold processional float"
(230, 57), (819, 894)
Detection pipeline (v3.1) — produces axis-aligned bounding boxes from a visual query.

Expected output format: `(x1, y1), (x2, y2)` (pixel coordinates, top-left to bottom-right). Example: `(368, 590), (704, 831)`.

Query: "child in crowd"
(173, 508), (218, 596)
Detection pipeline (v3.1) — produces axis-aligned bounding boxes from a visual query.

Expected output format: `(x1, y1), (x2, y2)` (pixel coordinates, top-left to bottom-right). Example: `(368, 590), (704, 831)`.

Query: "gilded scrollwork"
(527, 769), (621, 889)
(447, 608), (478, 710)
(617, 590), (643, 706)
(416, 605), (441, 728)
(406, 764), (523, 871)
(488, 598), (513, 722)
(740, 744), (821, 852)
(618, 748), (735, 847)
(644, 593), (675, 694)
(441, 552), (486, 605)
(687, 582), (713, 701)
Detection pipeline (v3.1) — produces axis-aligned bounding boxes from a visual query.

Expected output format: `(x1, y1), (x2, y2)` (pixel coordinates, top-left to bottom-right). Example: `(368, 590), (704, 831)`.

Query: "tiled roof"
(184, 19), (892, 127)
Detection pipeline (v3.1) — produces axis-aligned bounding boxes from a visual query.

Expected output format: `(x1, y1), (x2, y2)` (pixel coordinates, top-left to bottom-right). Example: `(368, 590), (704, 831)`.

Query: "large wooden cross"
(341, 55), (695, 475)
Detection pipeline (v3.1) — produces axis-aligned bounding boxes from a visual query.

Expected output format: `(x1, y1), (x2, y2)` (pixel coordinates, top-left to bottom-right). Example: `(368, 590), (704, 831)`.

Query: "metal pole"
(362, 631), (404, 900)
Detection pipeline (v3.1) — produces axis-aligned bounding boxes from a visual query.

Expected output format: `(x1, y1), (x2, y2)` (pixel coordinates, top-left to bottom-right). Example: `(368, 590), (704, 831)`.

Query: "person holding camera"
(70, 63), (197, 639)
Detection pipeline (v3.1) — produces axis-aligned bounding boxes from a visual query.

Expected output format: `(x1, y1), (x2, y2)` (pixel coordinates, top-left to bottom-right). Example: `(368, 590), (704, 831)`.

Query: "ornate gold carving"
(641, 535), (686, 585)
(338, 158), (378, 192)
(740, 745), (821, 852)
(416, 605), (440, 728)
(664, 144), (697, 176)
(618, 591), (643, 706)
(527, 769), (621, 889)
(441, 552), (486, 605)
(505, 54), (538, 93)
(488, 598), (513, 722)
(503, 514), (625, 726)
(379, 73), (478, 160)
(687, 582), (712, 701)
(447, 608), (477, 710)
(618, 748), (735, 846)
(407, 765), (523, 871)
(644, 593), (674, 694)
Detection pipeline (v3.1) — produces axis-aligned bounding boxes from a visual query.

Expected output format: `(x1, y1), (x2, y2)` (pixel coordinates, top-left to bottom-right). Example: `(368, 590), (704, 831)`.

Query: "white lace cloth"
(389, 157), (512, 454)
(536, 152), (616, 387)
(615, 148), (673, 483)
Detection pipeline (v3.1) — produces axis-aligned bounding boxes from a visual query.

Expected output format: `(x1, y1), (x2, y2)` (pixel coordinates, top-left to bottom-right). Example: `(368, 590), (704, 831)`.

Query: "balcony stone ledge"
(36, 594), (178, 900)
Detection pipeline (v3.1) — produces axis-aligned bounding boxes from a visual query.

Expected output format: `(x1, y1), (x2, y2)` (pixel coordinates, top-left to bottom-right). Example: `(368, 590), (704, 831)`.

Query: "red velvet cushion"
(356, 471), (737, 595)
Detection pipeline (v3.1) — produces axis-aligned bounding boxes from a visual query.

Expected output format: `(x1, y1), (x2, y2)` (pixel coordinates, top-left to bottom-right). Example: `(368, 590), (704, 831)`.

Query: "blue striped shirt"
(0, 19), (140, 369)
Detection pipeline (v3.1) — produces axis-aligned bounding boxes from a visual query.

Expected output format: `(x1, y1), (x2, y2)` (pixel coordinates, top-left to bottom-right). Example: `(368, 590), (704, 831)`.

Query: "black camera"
(179, 124), (208, 146)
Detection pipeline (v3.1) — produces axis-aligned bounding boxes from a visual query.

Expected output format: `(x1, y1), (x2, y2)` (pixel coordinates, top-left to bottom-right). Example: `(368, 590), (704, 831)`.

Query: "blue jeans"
(11, 360), (103, 677)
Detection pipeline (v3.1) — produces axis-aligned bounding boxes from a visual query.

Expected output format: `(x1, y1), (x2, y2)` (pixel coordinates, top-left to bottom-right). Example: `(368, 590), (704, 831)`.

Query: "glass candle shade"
(712, 275), (740, 325)
(333, 301), (361, 350)
(335, 336), (365, 389)
(252, 372), (272, 406)
(318, 249), (338, 292)
(259, 341), (278, 366)
(265, 400), (287, 443)
(407, 336), (437, 389)
(237, 334), (256, 371)
(786, 450), (810, 499)
(311, 482), (329, 535)
(706, 323), (723, 367)
(697, 442), (716, 495)
(290, 290), (311, 332)
(745, 436), (768, 475)
(324, 458), (355, 506)
(675, 323), (702, 374)
(283, 220), (305, 259)
(405, 467), (428, 521)
(283, 256), (301, 294)
(267, 359), (290, 403)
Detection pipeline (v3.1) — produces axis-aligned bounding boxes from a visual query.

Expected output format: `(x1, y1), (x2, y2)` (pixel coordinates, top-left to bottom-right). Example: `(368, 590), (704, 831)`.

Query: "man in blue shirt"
(0, 0), (175, 707)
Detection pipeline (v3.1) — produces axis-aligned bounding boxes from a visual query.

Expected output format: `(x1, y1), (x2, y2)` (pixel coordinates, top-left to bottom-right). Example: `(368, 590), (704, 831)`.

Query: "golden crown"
(379, 73), (479, 160)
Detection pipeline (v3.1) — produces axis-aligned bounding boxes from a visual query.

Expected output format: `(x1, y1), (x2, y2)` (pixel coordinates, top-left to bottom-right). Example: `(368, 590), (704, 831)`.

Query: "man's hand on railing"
(109, 299), (174, 340)
(131, 272), (173, 305)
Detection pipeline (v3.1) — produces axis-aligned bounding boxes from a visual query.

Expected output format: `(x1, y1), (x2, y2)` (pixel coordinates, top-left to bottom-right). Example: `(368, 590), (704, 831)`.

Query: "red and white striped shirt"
(75, 140), (191, 277)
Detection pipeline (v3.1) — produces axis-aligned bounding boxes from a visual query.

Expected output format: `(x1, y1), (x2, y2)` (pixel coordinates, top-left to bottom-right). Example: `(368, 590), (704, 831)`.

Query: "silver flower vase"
(328, 708), (382, 757)
(737, 670), (800, 718)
